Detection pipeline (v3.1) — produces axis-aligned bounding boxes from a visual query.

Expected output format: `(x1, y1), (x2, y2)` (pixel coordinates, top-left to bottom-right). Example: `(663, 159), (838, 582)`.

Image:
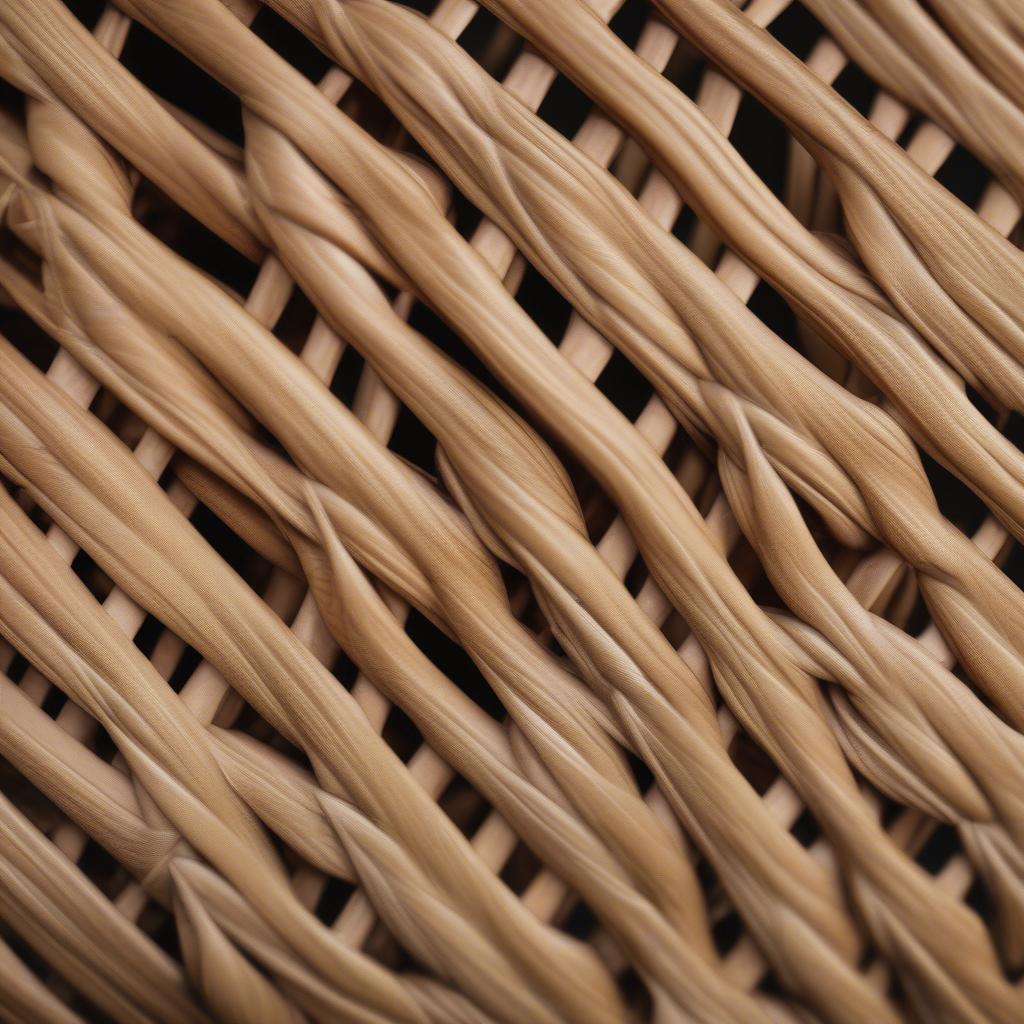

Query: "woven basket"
(1, 0), (1023, 1020)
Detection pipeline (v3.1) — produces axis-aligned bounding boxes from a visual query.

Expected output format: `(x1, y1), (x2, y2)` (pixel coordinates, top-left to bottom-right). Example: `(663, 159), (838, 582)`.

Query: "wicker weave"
(0, 0), (1023, 1020)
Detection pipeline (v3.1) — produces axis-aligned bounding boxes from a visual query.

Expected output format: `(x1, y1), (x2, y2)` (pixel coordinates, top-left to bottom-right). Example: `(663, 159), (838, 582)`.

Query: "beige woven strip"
(1, 0), (1024, 1021)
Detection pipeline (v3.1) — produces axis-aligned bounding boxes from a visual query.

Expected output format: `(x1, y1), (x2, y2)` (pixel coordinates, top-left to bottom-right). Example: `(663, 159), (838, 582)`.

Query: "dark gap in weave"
(0, 921), (53, 986)
(386, 404), (438, 475)
(536, 71), (594, 142)
(458, 6), (505, 59)
(516, 264), (574, 346)
(610, 139), (656, 196)
(622, 549), (650, 599)
(935, 144), (993, 211)
(0, 76), (23, 117)
(728, 94), (791, 202)
(327, 643), (361, 691)
(272, 285), (318, 355)
(964, 874), (992, 927)
(131, 612), (166, 660)
(133, 180), (260, 294)
(77, 840), (131, 901)
(625, 748), (656, 795)
(559, 897), (600, 941)
(0, 756), (63, 832)
(0, 914), (118, 1024)
(229, 699), (289, 748)
(874, 566), (920, 633)
(91, 719), (121, 767)
(1011, 213), (1024, 251)
(340, 78), (408, 145)
(25, 501), (55, 536)
(499, 840), (544, 895)
(458, 8), (523, 84)
(747, 278), (799, 352)
(404, 608), (508, 722)
(120, 21), (244, 146)
(381, 701), (426, 764)
(1005, 412), (1024, 469)
(729, 533), (780, 610)
(920, 449), (991, 537)
(660, 27), (708, 105)
(608, 0), (651, 52)
(251, 6), (333, 83)
(85, 388), (121, 437)
(364, 919), (407, 968)
(328, 343), (366, 407)
(313, 872), (358, 929)
(966, 383), (1001, 426)
(62, 0), (105, 30)
(661, 610), (691, 652)
(404, 0), (436, 15)
(40, 686), (69, 720)
(669, 203), (698, 249)
(137, 898), (181, 958)
(895, 114), (927, 152)
(70, 547), (115, 604)
(4, 652), (29, 684)
(729, 731), (778, 796)
(595, 348), (655, 424)
(695, 854), (721, 911)
(106, 399), (149, 451)
(1002, 540), (1024, 604)
(576, 469), (623, 551)
(831, 61), (880, 120)
(766, 1), (824, 62)
(789, 807), (822, 849)
(756, 968), (786, 1001)
(915, 822), (959, 874)
(712, 909), (744, 957)
(166, 644), (204, 695)
(437, 772), (493, 839)
(618, 966), (654, 1020)
(189, 501), (275, 590)
(0, 304), (58, 371)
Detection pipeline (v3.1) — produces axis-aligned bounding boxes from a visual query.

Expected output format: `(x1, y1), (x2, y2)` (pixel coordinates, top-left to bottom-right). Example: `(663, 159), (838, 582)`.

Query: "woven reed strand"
(0, 0), (1023, 1021)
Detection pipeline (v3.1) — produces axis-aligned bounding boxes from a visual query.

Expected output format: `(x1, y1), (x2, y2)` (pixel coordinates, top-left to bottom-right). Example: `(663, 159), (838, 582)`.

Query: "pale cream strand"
(87, 1), (1024, 1016)
(9, 99), (880, 1024)
(0, 339), (623, 1024)
(795, 0), (1024, 201)
(925, 0), (1024, 112)
(301, 0), (1024, 733)
(0, 789), (212, 1024)
(467, 0), (1024, 549)
(8, 88), (695, 980)
(8, 151), (778, 1019)
(288, 0), (1024, 957)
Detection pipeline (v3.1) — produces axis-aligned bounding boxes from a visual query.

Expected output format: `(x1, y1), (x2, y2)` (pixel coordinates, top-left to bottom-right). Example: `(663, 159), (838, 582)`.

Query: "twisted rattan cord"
(283, 0), (1024, 960)
(0, 4), (724, 999)
(58, 1), (1018, 1019)
(3, 135), (789, 1020)
(0, 9), (815, 1007)
(0, 336), (626, 1024)
(2, 0), (1015, 1007)
(1, 48), (888, 1024)
(466, 0), (1024, 551)
(0, 2), (1019, 1024)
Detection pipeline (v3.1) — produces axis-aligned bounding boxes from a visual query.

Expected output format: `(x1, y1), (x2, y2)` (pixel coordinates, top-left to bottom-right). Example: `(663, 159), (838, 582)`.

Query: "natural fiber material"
(0, 0), (1023, 1021)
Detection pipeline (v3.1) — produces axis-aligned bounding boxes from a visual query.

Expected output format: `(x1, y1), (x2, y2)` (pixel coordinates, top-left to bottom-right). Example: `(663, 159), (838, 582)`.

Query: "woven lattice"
(0, 0), (1023, 1020)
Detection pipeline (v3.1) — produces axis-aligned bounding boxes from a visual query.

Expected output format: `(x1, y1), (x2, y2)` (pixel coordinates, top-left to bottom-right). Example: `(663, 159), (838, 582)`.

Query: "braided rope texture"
(0, 0), (1023, 1020)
